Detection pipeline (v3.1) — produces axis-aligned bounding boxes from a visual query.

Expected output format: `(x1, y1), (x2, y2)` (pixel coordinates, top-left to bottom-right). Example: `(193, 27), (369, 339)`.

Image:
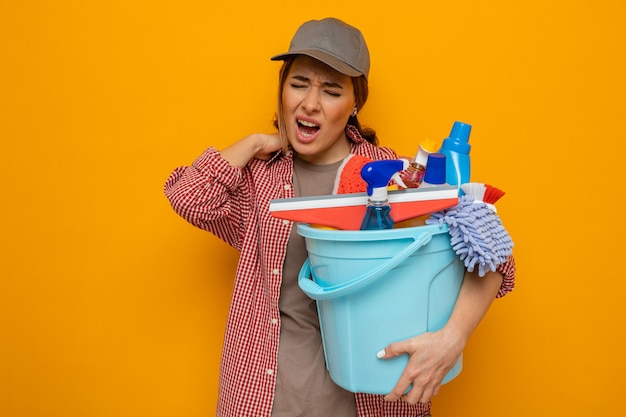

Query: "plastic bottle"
(439, 121), (472, 190)
(420, 153), (447, 187)
(359, 159), (408, 230)
(400, 137), (439, 188)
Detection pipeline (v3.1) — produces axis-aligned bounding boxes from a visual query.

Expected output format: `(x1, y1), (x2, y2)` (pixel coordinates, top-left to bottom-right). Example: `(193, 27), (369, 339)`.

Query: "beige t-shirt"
(271, 155), (357, 417)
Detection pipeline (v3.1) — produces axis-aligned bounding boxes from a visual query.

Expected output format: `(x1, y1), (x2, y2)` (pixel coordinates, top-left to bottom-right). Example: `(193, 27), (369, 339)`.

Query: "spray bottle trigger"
(392, 172), (407, 189)
(392, 159), (410, 189)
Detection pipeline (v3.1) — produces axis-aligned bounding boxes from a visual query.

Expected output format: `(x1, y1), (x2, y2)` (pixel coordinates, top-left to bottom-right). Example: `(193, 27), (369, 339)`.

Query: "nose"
(301, 87), (321, 113)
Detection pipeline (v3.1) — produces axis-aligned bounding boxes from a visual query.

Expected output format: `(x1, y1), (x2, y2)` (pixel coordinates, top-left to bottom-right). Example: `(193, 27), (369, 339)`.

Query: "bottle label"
(445, 152), (470, 186)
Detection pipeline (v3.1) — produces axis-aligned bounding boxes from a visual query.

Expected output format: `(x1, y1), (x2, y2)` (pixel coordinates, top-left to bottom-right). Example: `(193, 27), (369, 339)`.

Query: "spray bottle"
(400, 137), (439, 188)
(439, 121), (472, 192)
(359, 159), (408, 230)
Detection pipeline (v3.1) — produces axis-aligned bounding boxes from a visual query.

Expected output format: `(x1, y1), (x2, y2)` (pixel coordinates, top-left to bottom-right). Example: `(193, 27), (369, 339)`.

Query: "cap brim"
(270, 49), (363, 78)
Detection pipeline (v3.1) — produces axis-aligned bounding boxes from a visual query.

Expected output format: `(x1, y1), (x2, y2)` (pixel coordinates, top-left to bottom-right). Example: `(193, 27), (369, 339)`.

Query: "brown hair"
(273, 57), (378, 148)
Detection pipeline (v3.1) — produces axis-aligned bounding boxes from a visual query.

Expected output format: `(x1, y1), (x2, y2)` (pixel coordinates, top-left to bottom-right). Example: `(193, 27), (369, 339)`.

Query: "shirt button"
(284, 184), (291, 191)
(272, 269), (279, 275)
(282, 219), (290, 226)
(266, 369), (274, 376)
(271, 318), (278, 325)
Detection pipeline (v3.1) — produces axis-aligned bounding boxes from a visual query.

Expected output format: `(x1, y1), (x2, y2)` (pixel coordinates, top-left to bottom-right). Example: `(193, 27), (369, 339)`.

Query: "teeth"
(298, 119), (319, 128)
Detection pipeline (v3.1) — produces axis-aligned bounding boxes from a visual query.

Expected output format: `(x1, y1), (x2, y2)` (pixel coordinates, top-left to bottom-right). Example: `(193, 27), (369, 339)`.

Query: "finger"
(400, 381), (436, 406)
(384, 383), (411, 402)
(384, 365), (417, 402)
(401, 387), (428, 405)
(418, 386), (435, 405)
(401, 377), (427, 405)
(411, 382), (438, 405)
(377, 340), (410, 360)
(384, 372), (413, 402)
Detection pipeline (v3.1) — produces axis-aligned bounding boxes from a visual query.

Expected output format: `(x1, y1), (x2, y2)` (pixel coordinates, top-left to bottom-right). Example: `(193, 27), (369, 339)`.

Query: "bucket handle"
(298, 231), (433, 300)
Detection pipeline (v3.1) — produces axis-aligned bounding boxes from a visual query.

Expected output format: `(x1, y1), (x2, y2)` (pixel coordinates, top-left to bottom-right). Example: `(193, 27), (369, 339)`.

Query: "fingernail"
(376, 349), (386, 359)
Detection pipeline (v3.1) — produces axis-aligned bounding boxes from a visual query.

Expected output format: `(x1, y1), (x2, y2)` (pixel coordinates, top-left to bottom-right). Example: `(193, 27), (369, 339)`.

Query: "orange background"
(2, 1), (625, 416)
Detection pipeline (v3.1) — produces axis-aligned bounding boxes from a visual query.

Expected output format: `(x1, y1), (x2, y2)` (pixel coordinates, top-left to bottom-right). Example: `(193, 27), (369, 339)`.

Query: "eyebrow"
(291, 75), (345, 89)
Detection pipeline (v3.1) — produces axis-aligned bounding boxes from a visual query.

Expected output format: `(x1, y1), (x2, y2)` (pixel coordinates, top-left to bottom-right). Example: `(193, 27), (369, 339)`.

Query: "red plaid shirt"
(164, 126), (516, 417)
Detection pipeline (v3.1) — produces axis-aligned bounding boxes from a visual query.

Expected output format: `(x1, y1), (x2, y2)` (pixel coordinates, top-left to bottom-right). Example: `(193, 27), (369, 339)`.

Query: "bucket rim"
(297, 223), (448, 241)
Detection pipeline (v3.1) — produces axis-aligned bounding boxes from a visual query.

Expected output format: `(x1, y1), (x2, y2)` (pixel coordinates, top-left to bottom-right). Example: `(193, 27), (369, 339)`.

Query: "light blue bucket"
(297, 223), (464, 395)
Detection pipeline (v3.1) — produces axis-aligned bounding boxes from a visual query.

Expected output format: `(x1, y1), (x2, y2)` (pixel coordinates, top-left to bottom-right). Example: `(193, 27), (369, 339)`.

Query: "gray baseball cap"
(271, 18), (370, 80)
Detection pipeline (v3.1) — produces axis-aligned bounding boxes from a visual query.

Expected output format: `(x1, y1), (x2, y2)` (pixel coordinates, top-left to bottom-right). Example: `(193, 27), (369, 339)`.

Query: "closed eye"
(290, 75), (345, 94)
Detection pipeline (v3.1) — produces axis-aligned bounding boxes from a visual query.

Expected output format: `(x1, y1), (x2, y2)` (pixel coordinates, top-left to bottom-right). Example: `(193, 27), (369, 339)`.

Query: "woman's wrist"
(438, 322), (469, 353)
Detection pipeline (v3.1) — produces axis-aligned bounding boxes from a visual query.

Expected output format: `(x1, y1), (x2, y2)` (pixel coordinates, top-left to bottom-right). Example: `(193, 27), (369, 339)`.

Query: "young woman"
(164, 17), (515, 417)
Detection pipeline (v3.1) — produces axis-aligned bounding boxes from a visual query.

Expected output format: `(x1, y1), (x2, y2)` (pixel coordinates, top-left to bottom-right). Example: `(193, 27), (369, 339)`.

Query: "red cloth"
(333, 153), (372, 194)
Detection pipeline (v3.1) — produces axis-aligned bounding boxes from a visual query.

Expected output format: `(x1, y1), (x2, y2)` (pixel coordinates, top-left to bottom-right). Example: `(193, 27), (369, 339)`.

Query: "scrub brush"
(461, 182), (506, 212)
(426, 182), (514, 277)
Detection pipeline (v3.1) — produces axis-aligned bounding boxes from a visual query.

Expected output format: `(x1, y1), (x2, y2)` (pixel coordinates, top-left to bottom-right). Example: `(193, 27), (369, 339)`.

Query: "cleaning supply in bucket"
(420, 153), (447, 188)
(359, 159), (409, 230)
(439, 121), (472, 191)
(426, 182), (514, 276)
(269, 154), (459, 230)
(269, 184), (459, 230)
(399, 137), (439, 188)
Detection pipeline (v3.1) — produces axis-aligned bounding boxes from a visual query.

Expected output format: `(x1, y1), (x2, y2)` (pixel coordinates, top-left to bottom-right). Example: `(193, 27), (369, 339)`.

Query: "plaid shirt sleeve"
(495, 255), (516, 298)
(164, 146), (248, 250)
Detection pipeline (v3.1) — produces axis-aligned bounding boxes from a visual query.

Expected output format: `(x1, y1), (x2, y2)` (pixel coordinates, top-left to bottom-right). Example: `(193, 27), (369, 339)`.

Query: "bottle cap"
(414, 137), (438, 166)
(420, 137), (439, 153)
(423, 153), (446, 185)
(441, 121), (472, 153)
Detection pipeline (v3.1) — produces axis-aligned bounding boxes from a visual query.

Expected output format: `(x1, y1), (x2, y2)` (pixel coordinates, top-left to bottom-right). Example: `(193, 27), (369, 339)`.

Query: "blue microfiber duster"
(426, 183), (514, 277)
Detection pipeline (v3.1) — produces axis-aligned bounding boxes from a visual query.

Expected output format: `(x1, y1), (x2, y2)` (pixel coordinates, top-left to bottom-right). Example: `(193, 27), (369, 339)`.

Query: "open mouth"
(297, 119), (320, 138)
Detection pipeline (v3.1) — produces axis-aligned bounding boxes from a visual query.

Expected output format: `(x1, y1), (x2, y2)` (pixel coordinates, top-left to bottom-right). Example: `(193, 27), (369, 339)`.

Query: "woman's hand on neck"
(220, 133), (283, 167)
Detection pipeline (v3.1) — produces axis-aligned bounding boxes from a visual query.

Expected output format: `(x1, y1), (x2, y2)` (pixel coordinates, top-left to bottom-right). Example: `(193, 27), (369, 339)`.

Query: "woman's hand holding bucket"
(379, 328), (465, 405)
(380, 268), (505, 404)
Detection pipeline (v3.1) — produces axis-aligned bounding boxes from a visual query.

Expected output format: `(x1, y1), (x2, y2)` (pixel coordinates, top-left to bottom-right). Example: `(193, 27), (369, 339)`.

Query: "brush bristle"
(483, 184), (506, 204)
(461, 182), (486, 200)
(461, 182), (506, 204)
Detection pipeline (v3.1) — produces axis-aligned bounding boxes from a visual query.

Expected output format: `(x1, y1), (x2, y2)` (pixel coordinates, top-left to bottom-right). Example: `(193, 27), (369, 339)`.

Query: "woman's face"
(281, 55), (356, 165)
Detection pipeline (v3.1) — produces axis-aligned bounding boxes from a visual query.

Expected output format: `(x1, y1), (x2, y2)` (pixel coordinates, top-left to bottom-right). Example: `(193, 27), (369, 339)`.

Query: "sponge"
(332, 154), (372, 194)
